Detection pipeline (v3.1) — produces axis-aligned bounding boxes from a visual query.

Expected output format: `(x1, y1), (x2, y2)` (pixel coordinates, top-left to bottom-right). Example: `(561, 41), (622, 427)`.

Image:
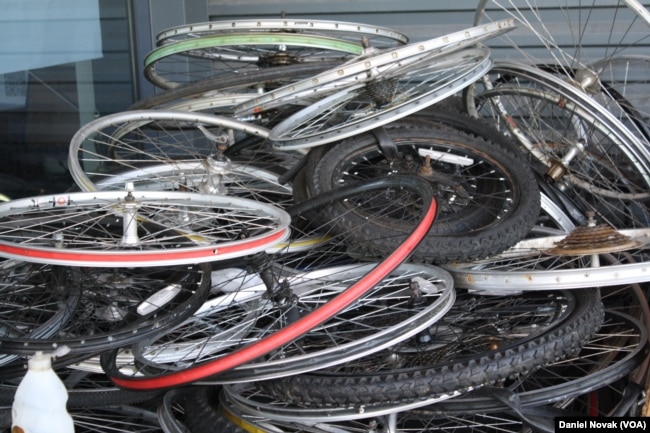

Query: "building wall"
(207, 1), (482, 42)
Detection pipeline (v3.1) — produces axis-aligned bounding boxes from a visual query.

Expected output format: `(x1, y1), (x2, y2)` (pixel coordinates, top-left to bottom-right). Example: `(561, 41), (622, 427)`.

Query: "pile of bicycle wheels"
(1, 2), (650, 431)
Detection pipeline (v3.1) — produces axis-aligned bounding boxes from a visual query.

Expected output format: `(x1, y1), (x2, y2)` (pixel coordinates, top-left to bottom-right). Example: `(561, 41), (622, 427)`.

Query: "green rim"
(144, 32), (364, 67)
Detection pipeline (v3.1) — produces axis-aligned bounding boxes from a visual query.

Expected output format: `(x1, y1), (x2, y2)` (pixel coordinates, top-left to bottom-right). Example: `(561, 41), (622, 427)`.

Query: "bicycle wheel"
(589, 54), (650, 141)
(130, 262), (454, 384)
(72, 406), (164, 433)
(130, 61), (340, 115)
(0, 261), (81, 366)
(257, 288), (603, 408)
(69, 109), (299, 203)
(392, 103), (578, 235)
(446, 225), (650, 293)
(473, 1), (650, 80)
(473, 1), (650, 149)
(234, 19), (517, 116)
(220, 388), (539, 432)
(0, 189), (290, 267)
(470, 68), (650, 230)
(470, 62), (650, 200)
(0, 263), (211, 355)
(155, 18), (408, 48)
(100, 175), (438, 390)
(306, 121), (540, 263)
(266, 47), (492, 150)
(92, 161), (295, 213)
(222, 380), (461, 423)
(220, 319), (648, 429)
(68, 110), (271, 193)
(406, 308), (647, 414)
(144, 33), (364, 89)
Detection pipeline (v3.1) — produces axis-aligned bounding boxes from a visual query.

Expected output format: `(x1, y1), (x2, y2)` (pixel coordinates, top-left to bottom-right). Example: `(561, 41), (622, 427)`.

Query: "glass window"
(0, 0), (135, 199)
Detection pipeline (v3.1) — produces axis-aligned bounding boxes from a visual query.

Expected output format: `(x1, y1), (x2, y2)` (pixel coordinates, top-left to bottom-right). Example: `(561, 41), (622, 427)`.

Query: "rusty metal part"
(545, 223), (641, 256)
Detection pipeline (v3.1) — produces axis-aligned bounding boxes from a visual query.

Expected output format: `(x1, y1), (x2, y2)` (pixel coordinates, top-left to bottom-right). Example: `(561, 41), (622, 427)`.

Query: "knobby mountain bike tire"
(306, 121), (540, 263)
(256, 287), (603, 407)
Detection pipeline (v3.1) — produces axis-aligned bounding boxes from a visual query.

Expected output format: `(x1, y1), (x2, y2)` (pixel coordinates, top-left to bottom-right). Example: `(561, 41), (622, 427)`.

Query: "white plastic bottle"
(11, 348), (75, 433)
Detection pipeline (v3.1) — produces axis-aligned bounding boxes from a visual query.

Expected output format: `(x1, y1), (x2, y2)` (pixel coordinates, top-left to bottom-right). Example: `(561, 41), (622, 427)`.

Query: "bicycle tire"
(0, 383), (163, 411)
(308, 122), (540, 263)
(400, 309), (647, 414)
(257, 288), (604, 407)
(290, 102), (530, 233)
(222, 380), (460, 423)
